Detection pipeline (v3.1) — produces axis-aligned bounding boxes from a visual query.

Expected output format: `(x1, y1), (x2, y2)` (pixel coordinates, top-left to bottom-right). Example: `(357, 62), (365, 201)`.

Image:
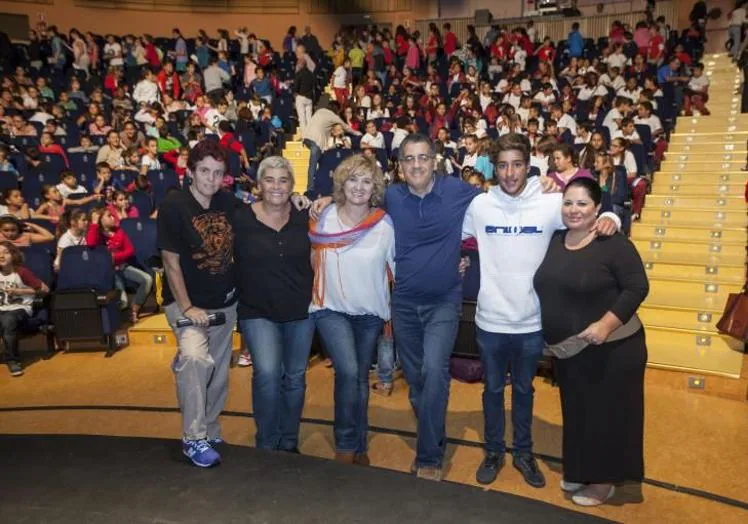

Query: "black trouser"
(0, 309), (29, 363)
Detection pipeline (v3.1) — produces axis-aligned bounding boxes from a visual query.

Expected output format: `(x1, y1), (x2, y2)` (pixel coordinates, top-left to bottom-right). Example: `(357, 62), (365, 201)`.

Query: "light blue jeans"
(376, 333), (398, 384)
(115, 264), (153, 307)
(238, 317), (315, 451)
(311, 309), (383, 453)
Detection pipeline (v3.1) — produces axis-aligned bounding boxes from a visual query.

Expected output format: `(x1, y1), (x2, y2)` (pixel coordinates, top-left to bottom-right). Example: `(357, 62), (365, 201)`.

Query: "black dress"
(533, 231), (649, 484)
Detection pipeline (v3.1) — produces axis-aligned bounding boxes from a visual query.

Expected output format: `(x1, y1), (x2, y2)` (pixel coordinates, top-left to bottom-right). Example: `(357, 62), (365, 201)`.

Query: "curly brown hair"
(187, 138), (228, 173)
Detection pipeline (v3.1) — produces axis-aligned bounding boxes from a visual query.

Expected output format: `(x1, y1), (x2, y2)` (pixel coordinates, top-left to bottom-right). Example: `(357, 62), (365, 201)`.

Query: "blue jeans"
(476, 328), (544, 456)
(303, 139), (322, 194)
(115, 264), (153, 307)
(312, 309), (383, 453)
(392, 299), (460, 468)
(376, 332), (398, 384)
(239, 317), (315, 451)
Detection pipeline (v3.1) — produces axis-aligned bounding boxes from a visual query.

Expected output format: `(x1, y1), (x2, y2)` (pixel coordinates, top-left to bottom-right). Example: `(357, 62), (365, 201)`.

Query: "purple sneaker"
(182, 439), (221, 468)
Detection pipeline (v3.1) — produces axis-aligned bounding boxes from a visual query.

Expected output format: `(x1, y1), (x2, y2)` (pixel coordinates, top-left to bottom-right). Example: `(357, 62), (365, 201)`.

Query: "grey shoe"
(7, 361), (23, 377)
(416, 466), (443, 482)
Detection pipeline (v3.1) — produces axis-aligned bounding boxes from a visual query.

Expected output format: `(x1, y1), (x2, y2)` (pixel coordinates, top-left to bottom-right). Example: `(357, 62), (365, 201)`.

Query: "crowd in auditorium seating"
(0, 12), (703, 363)
(0, 10), (706, 488)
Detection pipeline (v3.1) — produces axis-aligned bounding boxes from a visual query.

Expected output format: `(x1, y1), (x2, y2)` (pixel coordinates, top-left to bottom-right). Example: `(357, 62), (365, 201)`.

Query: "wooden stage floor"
(1, 329), (747, 523)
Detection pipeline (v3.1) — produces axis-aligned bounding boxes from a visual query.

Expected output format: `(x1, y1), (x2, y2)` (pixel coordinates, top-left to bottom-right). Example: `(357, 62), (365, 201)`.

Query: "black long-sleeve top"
(293, 68), (315, 99)
(533, 231), (649, 345)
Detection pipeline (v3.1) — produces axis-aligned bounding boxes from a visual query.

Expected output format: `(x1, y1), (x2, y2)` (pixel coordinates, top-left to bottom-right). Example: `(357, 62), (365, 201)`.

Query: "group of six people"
(158, 132), (648, 508)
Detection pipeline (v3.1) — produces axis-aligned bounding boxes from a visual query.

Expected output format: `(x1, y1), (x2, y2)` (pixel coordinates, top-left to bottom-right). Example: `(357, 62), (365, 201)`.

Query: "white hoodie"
(462, 177), (562, 334)
(463, 177), (620, 334)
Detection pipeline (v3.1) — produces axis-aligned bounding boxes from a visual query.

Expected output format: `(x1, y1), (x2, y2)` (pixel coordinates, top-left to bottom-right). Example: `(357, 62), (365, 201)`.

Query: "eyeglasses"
(402, 154), (435, 165)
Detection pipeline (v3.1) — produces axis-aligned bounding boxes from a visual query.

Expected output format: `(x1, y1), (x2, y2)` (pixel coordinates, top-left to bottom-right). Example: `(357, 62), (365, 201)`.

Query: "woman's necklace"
(565, 230), (596, 250)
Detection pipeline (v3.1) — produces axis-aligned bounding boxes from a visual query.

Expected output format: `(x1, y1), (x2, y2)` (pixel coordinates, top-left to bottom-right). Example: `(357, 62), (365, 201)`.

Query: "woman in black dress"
(534, 177), (649, 507)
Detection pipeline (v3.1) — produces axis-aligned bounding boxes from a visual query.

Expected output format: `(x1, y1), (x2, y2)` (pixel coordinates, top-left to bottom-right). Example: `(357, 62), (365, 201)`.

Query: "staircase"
(281, 85), (337, 193)
(631, 54), (748, 398)
(282, 137), (309, 193)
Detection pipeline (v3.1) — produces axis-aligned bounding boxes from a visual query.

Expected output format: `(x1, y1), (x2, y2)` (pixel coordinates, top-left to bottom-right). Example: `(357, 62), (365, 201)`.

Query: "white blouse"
(309, 204), (395, 320)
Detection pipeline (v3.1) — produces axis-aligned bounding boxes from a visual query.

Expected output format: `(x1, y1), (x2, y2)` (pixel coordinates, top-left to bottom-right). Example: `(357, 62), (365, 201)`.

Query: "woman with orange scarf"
(309, 154), (395, 466)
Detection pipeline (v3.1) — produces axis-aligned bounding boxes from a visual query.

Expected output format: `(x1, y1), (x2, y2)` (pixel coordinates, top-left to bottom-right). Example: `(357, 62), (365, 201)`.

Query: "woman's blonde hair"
(332, 154), (385, 207)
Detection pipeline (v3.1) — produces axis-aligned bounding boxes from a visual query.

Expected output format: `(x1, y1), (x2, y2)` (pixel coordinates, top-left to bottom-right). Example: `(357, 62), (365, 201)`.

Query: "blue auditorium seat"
(129, 190), (154, 219)
(53, 246), (122, 357)
(313, 149), (353, 198)
(69, 152), (97, 179)
(120, 218), (159, 275)
(19, 243), (56, 357)
(0, 171), (19, 191)
(146, 169), (179, 207)
(112, 170), (136, 190)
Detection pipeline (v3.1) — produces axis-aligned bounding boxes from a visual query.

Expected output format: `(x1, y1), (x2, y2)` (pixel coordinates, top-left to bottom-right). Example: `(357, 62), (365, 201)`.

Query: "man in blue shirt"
(567, 23), (584, 58)
(657, 56), (689, 114)
(384, 134), (479, 480)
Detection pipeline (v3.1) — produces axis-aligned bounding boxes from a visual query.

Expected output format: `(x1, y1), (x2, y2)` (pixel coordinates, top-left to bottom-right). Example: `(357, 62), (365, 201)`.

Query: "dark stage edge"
(0, 434), (614, 524)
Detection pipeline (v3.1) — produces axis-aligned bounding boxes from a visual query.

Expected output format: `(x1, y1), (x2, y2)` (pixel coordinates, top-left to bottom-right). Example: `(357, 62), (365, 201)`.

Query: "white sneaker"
(560, 479), (585, 492)
(237, 353), (252, 367)
(572, 485), (615, 506)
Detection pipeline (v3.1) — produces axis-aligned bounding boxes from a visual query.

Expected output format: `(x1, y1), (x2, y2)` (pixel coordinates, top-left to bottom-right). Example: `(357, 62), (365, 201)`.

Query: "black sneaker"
(476, 452), (505, 485)
(7, 361), (23, 377)
(513, 453), (546, 488)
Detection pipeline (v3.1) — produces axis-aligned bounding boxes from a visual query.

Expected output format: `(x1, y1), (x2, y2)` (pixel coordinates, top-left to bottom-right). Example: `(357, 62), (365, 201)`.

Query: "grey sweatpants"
(165, 302), (238, 441)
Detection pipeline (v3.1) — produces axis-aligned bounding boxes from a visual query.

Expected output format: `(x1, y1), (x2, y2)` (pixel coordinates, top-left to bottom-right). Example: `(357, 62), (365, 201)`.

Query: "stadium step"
(645, 194), (745, 210)
(632, 224), (746, 244)
(644, 286), (734, 314)
(639, 206), (747, 227)
(674, 114), (748, 127)
(663, 152), (746, 163)
(644, 324), (744, 377)
(660, 159), (745, 171)
(638, 306), (722, 333)
(632, 238), (745, 263)
(667, 143), (745, 154)
(642, 259), (745, 284)
(670, 131), (748, 143)
(648, 277), (742, 305)
(650, 181), (745, 196)
(652, 171), (748, 185)
(638, 249), (746, 267)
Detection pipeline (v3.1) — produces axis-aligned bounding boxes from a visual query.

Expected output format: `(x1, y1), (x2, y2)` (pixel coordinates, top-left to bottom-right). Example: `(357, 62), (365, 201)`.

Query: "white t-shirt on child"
(360, 132), (385, 149)
(0, 272), (33, 315)
(333, 66), (347, 89)
(56, 183), (88, 198)
(55, 230), (87, 270)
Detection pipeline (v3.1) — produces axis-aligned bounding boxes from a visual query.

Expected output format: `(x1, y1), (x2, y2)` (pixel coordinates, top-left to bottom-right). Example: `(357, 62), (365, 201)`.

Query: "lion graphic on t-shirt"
(190, 212), (234, 274)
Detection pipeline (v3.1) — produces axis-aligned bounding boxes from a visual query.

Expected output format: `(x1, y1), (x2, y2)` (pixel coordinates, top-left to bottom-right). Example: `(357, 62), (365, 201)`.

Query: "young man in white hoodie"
(462, 133), (620, 489)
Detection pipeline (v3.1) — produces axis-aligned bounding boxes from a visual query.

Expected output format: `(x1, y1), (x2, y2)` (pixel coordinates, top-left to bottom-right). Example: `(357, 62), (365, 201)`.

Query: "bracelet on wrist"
(183, 306), (193, 315)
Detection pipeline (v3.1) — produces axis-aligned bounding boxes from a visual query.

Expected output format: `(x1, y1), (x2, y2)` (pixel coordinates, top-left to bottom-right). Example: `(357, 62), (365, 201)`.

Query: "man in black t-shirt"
(158, 139), (237, 468)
